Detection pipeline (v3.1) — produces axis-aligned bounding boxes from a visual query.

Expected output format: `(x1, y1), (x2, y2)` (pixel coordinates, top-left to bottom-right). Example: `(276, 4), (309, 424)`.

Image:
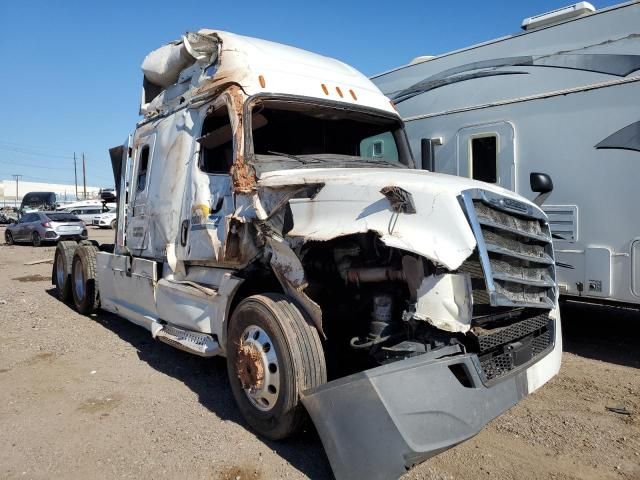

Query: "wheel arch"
(221, 269), (284, 355)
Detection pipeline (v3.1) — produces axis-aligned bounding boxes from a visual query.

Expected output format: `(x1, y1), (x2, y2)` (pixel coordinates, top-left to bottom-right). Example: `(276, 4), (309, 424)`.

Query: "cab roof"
(140, 30), (396, 118)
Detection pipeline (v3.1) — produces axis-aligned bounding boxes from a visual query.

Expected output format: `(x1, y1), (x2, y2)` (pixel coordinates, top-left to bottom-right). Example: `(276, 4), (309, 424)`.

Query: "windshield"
(46, 213), (82, 222)
(248, 99), (412, 173)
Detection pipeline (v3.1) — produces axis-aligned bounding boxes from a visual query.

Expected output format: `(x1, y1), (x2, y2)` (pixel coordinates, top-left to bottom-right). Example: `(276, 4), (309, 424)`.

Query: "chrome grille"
(460, 190), (556, 310)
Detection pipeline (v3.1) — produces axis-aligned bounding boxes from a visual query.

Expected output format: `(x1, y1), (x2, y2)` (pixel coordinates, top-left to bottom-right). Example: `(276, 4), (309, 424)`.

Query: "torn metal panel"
(414, 273), (473, 333)
(258, 168), (487, 271)
(266, 237), (324, 336)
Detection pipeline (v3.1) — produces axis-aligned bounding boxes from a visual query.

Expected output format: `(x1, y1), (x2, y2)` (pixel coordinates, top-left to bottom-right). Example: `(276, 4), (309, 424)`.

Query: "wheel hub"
(73, 258), (85, 301)
(235, 325), (280, 411)
(236, 343), (265, 389)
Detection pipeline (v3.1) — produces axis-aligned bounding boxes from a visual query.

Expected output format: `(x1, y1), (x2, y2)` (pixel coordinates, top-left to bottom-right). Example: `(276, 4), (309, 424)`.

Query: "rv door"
(456, 122), (515, 191)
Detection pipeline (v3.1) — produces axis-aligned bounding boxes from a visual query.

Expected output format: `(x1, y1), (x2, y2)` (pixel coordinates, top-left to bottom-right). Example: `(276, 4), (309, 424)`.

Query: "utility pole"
(82, 153), (87, 200)
(74, 152), (78, 200)
(12, 174), (22, 208)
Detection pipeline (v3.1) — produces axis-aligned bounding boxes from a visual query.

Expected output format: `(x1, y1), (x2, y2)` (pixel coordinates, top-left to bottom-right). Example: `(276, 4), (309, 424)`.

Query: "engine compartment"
(267, 231), (556, 384)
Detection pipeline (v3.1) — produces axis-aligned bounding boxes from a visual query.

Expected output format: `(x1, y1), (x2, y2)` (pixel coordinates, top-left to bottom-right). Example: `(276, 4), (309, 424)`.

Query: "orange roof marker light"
(335, 86), (344, 98)
(349, 89), (357, 100)
(258, 75), (266, 88)
(321, 83), (329, 95)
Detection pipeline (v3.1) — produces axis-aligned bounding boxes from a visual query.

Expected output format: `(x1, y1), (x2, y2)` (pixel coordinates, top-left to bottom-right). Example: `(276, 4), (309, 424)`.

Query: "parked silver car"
(5, 212), (88, 246)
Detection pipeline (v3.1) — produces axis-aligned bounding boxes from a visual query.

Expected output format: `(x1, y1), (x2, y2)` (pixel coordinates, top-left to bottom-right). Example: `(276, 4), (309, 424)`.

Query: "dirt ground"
(0, 226), (639, 480)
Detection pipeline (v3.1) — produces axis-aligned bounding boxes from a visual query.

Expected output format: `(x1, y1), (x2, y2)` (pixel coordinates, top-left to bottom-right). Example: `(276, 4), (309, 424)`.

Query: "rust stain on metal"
(236, 343), (264, 389)
(228, 85), (256, 193)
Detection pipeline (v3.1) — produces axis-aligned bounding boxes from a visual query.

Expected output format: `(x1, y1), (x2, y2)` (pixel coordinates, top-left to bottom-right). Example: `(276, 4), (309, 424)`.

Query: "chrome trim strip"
(485, 243), (554, 265)
(477, 218), (552, 243)
(492, 272), (556, 288)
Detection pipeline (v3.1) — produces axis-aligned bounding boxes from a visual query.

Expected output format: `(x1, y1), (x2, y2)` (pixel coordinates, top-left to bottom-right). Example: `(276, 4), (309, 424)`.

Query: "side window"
(198, 105), (233, 174)
(137, 145), (150, 191)
(471, 135), (497, 183)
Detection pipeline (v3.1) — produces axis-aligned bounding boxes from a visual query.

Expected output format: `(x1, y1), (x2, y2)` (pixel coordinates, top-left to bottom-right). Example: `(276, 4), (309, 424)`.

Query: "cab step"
(153, 324), (221, 357)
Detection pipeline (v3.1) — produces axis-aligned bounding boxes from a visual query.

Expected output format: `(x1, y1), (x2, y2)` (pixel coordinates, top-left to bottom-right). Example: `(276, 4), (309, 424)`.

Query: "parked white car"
(64, 206), (105, 223)
(92, 209), (117, 229)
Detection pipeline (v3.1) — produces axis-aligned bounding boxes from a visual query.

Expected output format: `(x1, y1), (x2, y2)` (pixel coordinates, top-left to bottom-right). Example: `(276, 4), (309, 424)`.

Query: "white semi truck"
(51, 31), (562, 479)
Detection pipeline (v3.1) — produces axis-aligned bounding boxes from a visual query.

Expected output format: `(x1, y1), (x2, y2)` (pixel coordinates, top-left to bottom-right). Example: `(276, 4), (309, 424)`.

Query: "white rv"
(51, 30), (561, 479)
(373, 1), (640, 307)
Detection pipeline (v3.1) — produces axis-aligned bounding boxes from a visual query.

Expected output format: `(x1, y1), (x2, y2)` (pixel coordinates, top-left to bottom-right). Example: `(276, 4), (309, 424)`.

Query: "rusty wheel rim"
(236, 325), (280, 412)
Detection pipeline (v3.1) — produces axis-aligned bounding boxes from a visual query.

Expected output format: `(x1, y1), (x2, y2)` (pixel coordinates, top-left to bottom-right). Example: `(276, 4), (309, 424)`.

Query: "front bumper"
(302, 311), (562, 480)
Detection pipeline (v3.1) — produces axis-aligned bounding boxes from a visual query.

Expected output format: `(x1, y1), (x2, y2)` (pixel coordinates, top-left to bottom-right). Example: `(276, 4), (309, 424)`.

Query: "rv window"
(199, 105), (233, 174)
(471, 135), (497, 183)
(137, 145), (150, 191)
(360, 132), (398, 161)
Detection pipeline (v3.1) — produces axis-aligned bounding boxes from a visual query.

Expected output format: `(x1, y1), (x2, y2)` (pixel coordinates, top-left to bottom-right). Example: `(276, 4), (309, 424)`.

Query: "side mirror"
(530, 172), (553, 206)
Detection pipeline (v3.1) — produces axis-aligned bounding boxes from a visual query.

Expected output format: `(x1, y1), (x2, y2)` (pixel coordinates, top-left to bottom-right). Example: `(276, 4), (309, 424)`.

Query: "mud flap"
(301, 353), (529, 480)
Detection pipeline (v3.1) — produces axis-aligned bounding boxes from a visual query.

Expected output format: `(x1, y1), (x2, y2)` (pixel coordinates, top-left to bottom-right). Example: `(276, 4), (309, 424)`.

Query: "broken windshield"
(248, 99), (412, 173)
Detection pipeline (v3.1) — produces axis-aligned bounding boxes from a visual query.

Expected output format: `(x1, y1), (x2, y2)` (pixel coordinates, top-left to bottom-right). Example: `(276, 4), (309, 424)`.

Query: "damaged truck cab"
(53, 30), (562, 479)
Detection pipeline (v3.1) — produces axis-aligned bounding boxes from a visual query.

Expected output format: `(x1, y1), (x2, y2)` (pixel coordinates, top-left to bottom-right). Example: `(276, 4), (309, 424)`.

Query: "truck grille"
(459, 190), (557, 382)
(460, 190), (556, 309)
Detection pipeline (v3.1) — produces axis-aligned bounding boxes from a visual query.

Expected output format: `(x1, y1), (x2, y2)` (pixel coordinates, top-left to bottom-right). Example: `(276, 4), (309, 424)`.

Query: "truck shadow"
(560, 300), (640, 369)
(45, 288), (333, 479)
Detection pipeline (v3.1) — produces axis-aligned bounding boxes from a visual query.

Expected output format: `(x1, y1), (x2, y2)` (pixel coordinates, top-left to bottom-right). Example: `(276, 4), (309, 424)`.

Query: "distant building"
(0, 180), (101, 206)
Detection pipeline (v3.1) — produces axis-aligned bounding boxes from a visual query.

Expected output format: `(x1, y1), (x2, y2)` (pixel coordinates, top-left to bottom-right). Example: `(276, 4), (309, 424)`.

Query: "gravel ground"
(0, 225), (639, 480)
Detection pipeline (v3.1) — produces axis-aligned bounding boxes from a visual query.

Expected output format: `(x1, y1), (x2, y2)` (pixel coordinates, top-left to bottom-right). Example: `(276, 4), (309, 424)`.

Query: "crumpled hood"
(258, 167), (535, 270)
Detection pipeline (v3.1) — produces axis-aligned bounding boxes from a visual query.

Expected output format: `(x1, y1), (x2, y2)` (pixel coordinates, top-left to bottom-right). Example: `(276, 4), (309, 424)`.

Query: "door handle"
(180, 219), (189, 247)
(211, 196), (224, 214)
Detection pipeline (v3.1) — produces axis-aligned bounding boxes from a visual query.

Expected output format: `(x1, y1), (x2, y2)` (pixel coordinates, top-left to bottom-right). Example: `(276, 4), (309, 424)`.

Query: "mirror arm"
(533, 191), (551, 206)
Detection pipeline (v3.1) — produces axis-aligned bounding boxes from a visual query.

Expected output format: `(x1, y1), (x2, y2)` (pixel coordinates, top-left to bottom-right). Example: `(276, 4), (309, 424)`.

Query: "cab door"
(456, 121), (515, 191)
(126, 134), (156, 253)
(178, 100), (236, 264)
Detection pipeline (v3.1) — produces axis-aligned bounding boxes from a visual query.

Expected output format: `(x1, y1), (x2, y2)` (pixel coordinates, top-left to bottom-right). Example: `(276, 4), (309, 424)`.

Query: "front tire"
(226, 294), (326, 440)
(71, 244), (100, 314)
(5, 230), (13, 245)
(110, 219), (116, 229)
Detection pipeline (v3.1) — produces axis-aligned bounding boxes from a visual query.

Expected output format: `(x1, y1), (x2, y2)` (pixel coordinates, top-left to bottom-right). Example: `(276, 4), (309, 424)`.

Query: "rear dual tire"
(71, 244), (100, 314)
(52, 241), (78, 302)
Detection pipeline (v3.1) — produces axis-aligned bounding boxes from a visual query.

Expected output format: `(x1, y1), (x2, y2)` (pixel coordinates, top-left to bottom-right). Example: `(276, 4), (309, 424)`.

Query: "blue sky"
(0, 0), (619, 188)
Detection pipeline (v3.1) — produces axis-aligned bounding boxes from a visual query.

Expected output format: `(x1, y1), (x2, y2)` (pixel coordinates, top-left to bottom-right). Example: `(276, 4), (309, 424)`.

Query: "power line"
(0, 144), (74, 160)
(0, 158), (73, 171)
(0, 139), (75, 158)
